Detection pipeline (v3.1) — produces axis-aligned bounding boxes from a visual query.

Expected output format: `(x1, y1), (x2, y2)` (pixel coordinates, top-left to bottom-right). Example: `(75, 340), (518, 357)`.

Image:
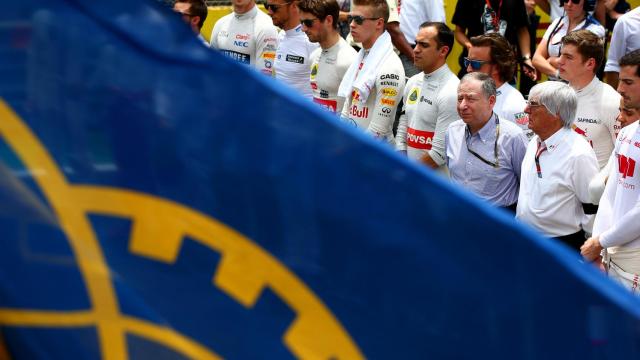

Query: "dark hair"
(419, 22), (454, 57)
(561, 29), (604, 73)
(352, 0), (389, 23)
(175, 0), (208, 29)
(298, 0), (340, 29)
(620, 49), (640, 77)
(469, 33), (516, 82)
(560, 0), (595, 13)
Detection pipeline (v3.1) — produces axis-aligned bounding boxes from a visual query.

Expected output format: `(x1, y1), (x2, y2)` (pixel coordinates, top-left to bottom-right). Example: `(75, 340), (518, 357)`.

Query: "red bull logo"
(350, 105), (368, 118)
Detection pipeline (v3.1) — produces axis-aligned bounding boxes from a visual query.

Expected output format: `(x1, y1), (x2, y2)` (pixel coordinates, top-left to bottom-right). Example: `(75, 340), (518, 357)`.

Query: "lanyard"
(534, 141), (547, 178)
(465, 113), (500, 168)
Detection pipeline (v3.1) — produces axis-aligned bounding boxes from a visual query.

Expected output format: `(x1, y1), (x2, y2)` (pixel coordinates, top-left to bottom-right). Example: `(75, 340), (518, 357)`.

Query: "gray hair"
(459, 72), (497, 99)
(528, 81), (577, 128)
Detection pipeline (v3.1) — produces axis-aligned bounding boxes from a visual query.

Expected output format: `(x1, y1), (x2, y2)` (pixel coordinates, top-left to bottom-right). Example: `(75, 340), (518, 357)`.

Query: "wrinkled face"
(299, 10), (324, 43)
(616, 97), (640, 128)
(413, 26), (445, 73)
(457, 79), (494, 125)
(349, 5), (381, 47)
(557, 44), (592, 83)
(618, 65), (640, 108)
(524, 96), (559, 137)
(267, 0), (293, 28)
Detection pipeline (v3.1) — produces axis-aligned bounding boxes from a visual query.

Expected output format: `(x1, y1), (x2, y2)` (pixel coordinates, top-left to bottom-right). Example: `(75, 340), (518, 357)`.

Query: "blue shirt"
(445, 113), (529, 206)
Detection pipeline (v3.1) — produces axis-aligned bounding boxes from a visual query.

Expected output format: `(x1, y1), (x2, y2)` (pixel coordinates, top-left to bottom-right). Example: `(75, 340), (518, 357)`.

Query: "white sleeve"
(605, 17), (626, 72)
(428, 87), (459, 166)
(395, 83), (411, 151)
(588, 153), (614, 204)
(600, 200), (640, 247)
(255, 25), (279, 75)
(593, 152), (618, 237)
(542, 18), (560, 42)
(572, 151), (600, 234)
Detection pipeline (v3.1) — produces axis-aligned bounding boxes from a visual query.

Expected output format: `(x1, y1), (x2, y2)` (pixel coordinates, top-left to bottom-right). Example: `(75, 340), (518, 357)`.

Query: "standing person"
(396, 0), (446, 78)
(395, 22), (458, 170)
(532, 0), (604, 80)
(465, 33), (531, 140)
(300, 0), (357, 113)
(446, 73), (528, 210)
(451, 0), (536, 81)
(517, 81), (599, 251)
(604, 6), (640, 88)
(173, 0), (209, 45)
(338, 0), (405, 144)
(268, 0), (320, 99)
(210, 0), (279, 75)
(588, 97), (640, 204)
(582, 50), (640, 293)
(557, 30), (620, 169)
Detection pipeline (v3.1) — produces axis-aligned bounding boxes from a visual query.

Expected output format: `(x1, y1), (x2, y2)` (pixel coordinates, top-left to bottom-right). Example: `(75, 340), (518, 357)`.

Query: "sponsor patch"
(350, 105), (369, 118)
(380, 98), (396, 106)
(310, 63), (318, 80)
(381, 88), (397, 97)
(514, 112), (528, 125)
(407, 128), (434, 150)
(221, 50), (250, 64)
(263, 52), (276, 59)
(286, 54), (305, 64)
(314, 97), (338, 113)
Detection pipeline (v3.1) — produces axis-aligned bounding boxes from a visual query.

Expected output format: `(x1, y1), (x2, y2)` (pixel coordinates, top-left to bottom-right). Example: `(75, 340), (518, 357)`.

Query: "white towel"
(337, 31), (393, 103)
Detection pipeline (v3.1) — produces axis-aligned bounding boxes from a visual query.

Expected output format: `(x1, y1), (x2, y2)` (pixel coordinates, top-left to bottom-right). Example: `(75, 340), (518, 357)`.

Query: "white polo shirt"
(605, 7), (640, 73)
(517, 128), (600, 237)
(309, 37), (357, 113)
(594, 121), (640, 250)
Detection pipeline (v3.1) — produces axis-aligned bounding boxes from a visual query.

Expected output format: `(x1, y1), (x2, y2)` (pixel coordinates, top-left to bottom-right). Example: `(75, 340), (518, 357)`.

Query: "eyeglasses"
(560, 0), (581, 5)
(265, 1), (292, 12)
(347, 15), (380, 25)
(300, 18), (319, 27)
(463, 57), (491, 71)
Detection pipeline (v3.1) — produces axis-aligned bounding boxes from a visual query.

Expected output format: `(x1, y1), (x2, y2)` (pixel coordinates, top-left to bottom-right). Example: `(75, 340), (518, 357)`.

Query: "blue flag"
(1, 0), (639, 358)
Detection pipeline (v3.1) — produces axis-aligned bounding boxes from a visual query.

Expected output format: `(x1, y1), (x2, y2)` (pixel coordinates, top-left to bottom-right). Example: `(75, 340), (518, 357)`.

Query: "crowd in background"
(171, 0), (640, 293)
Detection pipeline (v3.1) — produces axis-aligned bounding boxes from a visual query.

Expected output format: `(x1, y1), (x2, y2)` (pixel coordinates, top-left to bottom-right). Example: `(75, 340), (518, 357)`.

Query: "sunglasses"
(463, 57), (491, 71)
(174, 10), (196, 17)
(300, 18), (319, 27)
(560, 0), (581, 5)
(347, 15), (380, 25)
(265, 1), (292, 12)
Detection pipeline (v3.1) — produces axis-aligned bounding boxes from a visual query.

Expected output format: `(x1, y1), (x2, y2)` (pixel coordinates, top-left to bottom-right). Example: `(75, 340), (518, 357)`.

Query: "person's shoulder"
(618, 121), (640, 140)
(337, 39), (358, 58)
(310, 47), (321, 62)
(255, 10), (277, 28)
(215, 12), (234, 25)
(448, 119), (466, 131)
(378, 52), (404, 75)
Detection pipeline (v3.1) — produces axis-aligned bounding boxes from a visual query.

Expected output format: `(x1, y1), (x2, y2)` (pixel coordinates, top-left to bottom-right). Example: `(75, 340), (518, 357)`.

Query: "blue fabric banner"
(0, 0), (639, 358)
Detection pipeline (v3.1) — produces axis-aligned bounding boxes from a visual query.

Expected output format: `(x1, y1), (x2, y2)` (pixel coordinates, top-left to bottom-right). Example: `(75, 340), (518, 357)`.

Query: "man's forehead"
(468, 46), (490, 59)
(458, 83), (482, 95)
(173, 2), (190, 10)
(620, 65), (640, 79)
(352, 5), (373, 15)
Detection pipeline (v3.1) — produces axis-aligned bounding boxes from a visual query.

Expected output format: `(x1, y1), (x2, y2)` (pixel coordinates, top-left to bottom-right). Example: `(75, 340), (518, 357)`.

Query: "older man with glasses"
(445, 73), (527, 212)
(465, 33), (531, 140)
(210, 0), (279, 75)
(517, 81), (599, 251)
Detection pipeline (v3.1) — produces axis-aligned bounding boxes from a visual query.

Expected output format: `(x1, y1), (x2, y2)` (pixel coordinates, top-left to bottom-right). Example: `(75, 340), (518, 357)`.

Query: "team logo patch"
(407, 88), (419, 105)
(286, 54), (304, 64)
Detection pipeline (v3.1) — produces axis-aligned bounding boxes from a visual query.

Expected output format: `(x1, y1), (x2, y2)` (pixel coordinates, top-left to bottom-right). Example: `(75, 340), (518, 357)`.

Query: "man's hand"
(581, 235), (603, 262)
(522, 59), (538, 81)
